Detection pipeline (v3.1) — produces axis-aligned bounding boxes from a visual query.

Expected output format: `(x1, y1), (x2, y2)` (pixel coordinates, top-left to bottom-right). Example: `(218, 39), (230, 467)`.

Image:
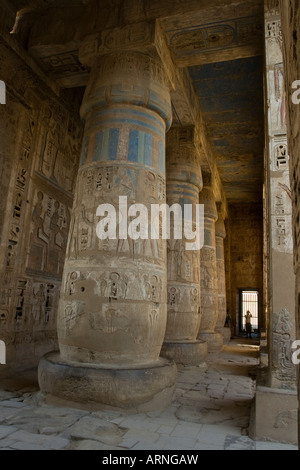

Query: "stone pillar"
(160, 126), (207, 364)
(249, 1), (297, 446)
(280, 0), (300, 449)
(38, 24), (177, 411)
(215, 208), (230, 344)
(197, 179), (223, 352)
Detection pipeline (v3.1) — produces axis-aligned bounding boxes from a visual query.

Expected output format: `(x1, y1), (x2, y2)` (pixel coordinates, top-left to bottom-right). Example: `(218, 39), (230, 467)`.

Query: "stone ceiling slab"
(188, 56), (264, 203)
(8, 0), (265, 204)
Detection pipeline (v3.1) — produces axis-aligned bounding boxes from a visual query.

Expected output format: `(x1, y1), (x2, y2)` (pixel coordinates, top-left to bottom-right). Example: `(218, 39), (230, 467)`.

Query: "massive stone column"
(215, 208), (230, 344)
(280, 0), (300, 449)
(250, 1), (297, 446)
(161, 126), (207, 364)
(197, 179), (223, 352)
(38, 24), (177, 411)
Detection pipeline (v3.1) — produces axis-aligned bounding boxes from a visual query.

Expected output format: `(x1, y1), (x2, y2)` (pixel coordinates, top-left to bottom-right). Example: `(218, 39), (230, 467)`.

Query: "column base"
(216, 327), (231, 345)
(38, 352), (177, 413)
(160, 340), (207, 365)
(249, 386), (298, 446)
(197, 332), (223, 352)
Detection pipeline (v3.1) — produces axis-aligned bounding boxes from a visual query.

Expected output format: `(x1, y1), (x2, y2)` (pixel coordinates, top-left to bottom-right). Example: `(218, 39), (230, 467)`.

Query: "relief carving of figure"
(273, 309), (296, 381)
(33, 284), (46, 323)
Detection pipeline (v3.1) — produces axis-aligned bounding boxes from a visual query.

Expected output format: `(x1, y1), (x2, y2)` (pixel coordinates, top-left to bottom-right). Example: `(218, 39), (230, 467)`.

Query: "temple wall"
(264, 5), (296, 390)
(0, 49), (83, 371)
(280, 0), (300, 352)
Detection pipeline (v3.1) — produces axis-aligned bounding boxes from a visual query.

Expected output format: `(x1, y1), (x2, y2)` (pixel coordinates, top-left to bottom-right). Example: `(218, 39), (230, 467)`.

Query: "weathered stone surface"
(215, 210), (230, 343)
(0, 0), (299, 441)
(0, 75), (83, 370)
(4, 402), (88, 434)
(226, 203), (263, 336)
(38, 352), (177, 412)
(161, 126), (206, 364)
(65, 415), (125, 445)
(197, 183), (223, 352)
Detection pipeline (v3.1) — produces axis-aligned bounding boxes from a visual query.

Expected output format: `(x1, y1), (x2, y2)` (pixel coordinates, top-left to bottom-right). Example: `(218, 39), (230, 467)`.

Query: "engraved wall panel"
(0, 87), (83, 370)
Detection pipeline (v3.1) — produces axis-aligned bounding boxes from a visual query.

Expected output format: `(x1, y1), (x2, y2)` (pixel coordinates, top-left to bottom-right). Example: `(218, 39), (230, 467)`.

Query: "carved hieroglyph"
(197, 184), (223, 352)
(161, 126), (207, 364)
(272, 308), (296, 388)
(0, 85), (82, 369)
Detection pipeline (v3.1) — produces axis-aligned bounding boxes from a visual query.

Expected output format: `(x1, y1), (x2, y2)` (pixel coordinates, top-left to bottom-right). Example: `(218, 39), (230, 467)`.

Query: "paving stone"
(0, 341), (296, 451)
(255, 441), (298, 451)
(224, 435), (256, 451)
(121, 428), (160, 445)
(131, 441), (164, 450)
(0, 400), (30, 408)
(4, 405), (88, 434)
(0, 406), (29, 422)
(0, 438), (19, 449)
(67, 415), (126, 446)
(157, 424), (176, 435)
(170, 422), (202, 439)
(0, 391), (22, 401)
(8, 430), (70, 450)
(119, 437), (139, 449)
(71, 439), (123, 451)
(0, 424), (18, 438)
(157, 434), (197, 450)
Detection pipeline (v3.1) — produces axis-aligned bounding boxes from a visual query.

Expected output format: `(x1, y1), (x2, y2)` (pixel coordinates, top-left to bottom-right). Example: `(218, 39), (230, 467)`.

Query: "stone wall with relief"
(227, 203), (263, 334)
(265, 3), (296, 390)
(280, 1), (300, 342)
(0, 86), (83, 370)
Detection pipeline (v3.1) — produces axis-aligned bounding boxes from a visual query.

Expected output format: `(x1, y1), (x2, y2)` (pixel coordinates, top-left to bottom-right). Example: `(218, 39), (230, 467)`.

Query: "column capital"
(199, 185), (218, 221)
(215, 215), (226, 240)
(217, 202), (227, 222)
(166, 126), (203, 190)
(79, 20), (176, 91)
(80, 49), (173, 130)
(201, 170), (213, 188)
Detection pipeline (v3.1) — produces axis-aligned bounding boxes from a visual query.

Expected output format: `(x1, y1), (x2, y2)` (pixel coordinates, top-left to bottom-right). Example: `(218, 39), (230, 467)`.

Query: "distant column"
(161, 126), (207, 364)
(215, 208), (230, 344)
(197, 180), (223, 352)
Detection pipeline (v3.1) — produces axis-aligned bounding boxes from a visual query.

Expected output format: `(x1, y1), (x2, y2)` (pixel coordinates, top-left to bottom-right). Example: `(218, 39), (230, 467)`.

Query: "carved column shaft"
(215, 212), (230, 344)
(160, 127), (207, 364)
(197, 184), (223, 352)
(38, 26), (177, 411)
(58, 52), (171, 364)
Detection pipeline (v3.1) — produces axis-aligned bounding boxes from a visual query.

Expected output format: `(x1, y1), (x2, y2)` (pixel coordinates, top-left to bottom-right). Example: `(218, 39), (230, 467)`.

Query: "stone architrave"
(38, 23), (177, 412)
(215, 209), (230, 344)
(160, 126), (207, 364)
(197, 181), (223, 352)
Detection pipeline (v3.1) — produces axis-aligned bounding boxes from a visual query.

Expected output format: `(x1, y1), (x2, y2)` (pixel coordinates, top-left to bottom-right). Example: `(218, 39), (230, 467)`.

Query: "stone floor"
(0, 339), (298, 451)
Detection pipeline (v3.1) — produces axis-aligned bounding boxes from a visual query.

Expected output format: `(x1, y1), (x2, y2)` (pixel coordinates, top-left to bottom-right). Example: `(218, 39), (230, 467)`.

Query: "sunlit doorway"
(239, 290), (259, 335)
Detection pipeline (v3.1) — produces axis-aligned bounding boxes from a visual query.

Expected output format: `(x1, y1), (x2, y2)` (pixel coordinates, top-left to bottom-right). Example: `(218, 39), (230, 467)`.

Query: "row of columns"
(38, 25), (228, 411)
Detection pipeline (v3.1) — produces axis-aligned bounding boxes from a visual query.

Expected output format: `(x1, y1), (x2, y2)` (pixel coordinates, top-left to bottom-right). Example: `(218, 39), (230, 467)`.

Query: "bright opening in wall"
(240, 290), (259, 332)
